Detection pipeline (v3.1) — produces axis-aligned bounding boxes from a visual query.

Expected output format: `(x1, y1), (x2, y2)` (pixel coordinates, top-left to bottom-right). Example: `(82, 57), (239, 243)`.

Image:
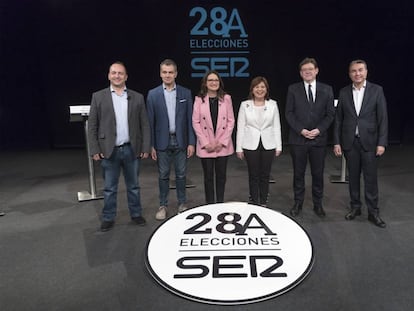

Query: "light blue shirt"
(163, 84), (176, 133)
(111, 86), (129, 146)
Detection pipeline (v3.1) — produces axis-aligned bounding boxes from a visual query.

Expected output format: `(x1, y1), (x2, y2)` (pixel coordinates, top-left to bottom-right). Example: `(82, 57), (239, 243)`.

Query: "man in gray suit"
(88, 61), (150, 232)
(334, 59), (388, 228)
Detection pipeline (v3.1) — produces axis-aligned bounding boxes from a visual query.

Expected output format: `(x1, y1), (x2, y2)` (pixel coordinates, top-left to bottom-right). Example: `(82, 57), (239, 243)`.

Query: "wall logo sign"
(145, 202), (314, 305)
(189, 6), (250, 78)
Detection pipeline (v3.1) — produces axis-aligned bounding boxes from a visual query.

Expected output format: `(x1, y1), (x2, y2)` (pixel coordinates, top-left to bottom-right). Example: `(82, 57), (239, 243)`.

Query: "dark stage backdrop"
(1, 0), (413, 150)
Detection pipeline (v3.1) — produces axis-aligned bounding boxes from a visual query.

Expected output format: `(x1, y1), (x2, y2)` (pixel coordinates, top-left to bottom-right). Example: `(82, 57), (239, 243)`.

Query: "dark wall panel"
(1, 0), (412, 150)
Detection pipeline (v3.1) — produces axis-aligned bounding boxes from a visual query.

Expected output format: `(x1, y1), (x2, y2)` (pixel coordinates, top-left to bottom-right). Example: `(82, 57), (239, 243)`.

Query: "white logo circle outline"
(145, 202), (314, 305)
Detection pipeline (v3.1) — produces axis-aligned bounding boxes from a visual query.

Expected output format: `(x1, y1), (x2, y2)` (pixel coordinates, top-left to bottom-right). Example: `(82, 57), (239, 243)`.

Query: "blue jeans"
(101, 144), (142, 221)
(156, 135), (187, 206)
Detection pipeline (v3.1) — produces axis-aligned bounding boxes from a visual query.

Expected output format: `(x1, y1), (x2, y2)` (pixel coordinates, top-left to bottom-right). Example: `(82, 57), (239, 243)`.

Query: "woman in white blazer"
(192, 70), (235, 204)
(236, 76), (282, 206)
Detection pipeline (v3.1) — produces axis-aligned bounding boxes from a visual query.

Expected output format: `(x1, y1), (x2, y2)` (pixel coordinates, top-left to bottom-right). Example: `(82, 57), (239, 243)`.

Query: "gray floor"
(1, 145), (413, 311)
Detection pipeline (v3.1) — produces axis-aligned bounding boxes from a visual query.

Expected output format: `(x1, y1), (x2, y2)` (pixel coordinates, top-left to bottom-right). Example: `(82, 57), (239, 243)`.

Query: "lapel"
(217, 97), (225, 128)
(314, 82), (320, 104)
(298, 83), (310, 107)
(175, 85), (179, 115)
(125, 90), (131, 123)
(204, 96), (214, 130)
(246, 100), (258, 128)
(346, 85), (358, 117)
(174, 85), (183, 116)
(359, 81), (370, 115)
(157, 85), (169, 118)
(260, 101), (270, 129)
(104, 88), (117, 123)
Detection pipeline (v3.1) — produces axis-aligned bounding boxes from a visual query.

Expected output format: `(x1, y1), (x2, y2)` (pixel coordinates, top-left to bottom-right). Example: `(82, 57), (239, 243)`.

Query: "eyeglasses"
(207, 79), (220, 82)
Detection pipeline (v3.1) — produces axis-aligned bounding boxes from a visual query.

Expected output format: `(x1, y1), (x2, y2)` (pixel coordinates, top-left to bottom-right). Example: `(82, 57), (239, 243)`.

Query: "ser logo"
(174, 212), (287, 279)
(145, 203), (314, 305)
(189, 7), (249, 78)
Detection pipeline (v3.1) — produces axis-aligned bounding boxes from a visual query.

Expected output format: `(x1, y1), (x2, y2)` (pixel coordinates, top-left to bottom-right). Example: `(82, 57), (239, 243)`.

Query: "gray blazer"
(88, 87), (150, 158)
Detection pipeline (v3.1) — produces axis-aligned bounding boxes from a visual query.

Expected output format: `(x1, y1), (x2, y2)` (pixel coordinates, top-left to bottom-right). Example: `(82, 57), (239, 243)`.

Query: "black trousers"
(243, 141), (275, 205)
(290, 144), (326, 207)
(201, 156), (229, 204)
(344, 137), (379, 216)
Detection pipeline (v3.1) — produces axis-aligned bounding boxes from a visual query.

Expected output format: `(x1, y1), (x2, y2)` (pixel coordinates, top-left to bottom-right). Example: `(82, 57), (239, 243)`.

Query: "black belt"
(169, 133), (176, 136)
(115, 142), (130, 148)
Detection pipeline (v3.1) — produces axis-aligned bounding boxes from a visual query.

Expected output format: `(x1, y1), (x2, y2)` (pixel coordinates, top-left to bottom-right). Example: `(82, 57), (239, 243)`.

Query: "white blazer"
(236, 99), (282, 152)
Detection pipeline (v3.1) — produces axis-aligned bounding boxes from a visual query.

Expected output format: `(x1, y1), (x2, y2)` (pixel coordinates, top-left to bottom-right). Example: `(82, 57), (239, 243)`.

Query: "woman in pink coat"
(192, 70), (235, 204)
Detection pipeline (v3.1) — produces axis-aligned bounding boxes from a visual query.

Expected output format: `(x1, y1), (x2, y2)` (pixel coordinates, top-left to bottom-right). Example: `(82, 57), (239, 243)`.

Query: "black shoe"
(368, 214), (386, 228)
(132, 216), (147, 226)
(313, 206), (326, 217)
(100, 221), (115, 232)
(290, 203), (302, 217)
(0, 211), (5, 216)
(345, 209), (361, 220)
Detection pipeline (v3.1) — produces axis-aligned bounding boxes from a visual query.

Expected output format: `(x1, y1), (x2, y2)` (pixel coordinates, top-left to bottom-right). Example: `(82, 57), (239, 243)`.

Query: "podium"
(330, 155), (348, 183)
(70, 105), (103, 201)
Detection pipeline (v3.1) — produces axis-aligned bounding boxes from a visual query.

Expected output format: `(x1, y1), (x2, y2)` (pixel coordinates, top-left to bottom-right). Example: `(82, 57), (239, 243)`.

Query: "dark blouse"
(209, 97), (219, 133)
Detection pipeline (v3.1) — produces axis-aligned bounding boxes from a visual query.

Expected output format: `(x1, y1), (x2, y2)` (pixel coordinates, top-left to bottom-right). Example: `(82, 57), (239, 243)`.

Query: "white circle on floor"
(145, 202), (314, 305)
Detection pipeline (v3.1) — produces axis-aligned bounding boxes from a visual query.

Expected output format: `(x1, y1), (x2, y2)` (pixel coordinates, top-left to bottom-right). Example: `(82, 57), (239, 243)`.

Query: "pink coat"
(192, 94), (235, 158)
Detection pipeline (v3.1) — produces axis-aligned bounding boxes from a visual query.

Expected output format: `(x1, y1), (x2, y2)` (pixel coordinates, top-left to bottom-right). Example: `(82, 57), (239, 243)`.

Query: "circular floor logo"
(145, 202), (314, 305)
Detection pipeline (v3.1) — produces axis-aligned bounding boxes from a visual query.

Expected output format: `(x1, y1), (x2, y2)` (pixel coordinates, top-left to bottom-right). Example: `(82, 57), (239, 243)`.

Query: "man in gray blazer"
(286, 57), (335, 218)
(88, 61), (150, 232)
(334, 59), (388, 228)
